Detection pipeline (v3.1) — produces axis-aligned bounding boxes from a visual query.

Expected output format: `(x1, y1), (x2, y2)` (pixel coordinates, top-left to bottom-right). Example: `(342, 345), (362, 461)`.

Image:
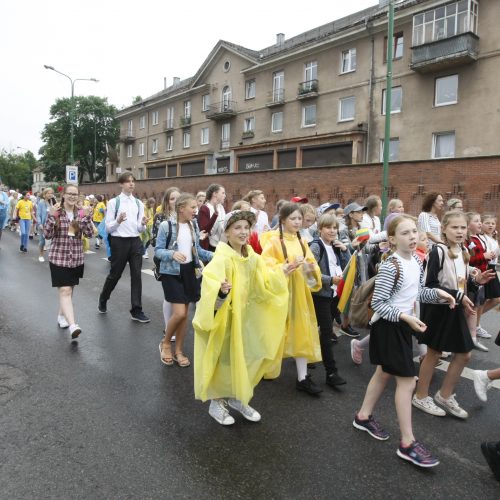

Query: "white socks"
(295, 357), (308, 381)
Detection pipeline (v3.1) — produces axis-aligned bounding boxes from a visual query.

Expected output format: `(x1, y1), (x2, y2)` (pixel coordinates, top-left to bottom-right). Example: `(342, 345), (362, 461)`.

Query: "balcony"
(163, 119), (174, 132)
(220, 139), (230, 150)
(242, 130), (255, 139)
(411, 33), (479, 73)
(266, 89), (285, 107)
(179, 116), (191, 128)
(119, 130), (135, 143)
(206, 101), (237, 120)
(297, 79), (318, 99)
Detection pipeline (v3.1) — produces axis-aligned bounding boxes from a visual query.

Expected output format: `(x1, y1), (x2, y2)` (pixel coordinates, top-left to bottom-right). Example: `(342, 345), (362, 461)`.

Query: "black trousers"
(100, 236), (143, 313)
(312, 295), (340, 375)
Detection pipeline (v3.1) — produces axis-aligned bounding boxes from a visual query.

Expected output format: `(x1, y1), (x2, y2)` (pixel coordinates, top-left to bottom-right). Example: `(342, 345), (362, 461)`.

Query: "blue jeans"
(0, 211), (7, 231)
(20, 219), (32, 248)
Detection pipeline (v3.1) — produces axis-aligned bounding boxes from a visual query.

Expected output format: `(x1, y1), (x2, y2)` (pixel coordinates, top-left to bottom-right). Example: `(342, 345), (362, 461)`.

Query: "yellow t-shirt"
(93, 202), (106, 222)
(16, 200), (33, 220)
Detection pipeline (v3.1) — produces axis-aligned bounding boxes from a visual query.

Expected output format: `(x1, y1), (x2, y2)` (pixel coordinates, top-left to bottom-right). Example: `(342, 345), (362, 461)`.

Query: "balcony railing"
(163, 119), (174, 131)
(119, 130), (135, 142)
(242, 130), (255, 139)
(206, 101), (237, 120)
(220, 139), (230, 150)
(297, 79), (319, 99)
(411, 32), (479, 73)
(266, 88), (285, 107)
(179, 116), (191, 127)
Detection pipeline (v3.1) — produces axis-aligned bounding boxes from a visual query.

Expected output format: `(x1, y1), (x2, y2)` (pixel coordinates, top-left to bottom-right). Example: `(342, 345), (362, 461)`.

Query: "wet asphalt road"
(0, 229), (499, 499)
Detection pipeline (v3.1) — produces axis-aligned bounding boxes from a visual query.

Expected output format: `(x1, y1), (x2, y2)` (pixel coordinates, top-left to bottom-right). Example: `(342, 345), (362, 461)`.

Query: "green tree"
(0, 150), (37, 190)
(40, 96), (119, 183)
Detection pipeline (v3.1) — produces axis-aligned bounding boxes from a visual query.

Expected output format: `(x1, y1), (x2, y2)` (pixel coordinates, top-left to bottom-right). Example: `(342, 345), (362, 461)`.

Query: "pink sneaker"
(351, 339), (363, 365)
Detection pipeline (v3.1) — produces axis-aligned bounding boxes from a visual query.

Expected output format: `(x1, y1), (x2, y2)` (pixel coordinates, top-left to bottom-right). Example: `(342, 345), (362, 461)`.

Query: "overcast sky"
(1, 0), (377, 157)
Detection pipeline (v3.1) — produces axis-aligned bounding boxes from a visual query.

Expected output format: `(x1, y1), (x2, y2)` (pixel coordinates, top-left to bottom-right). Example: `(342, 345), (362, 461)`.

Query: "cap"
(344, 202), (367, 216)
(318, 202), (341, 215)
(89, 194), (95, 199)
(291, 196), (308, 203)
(223, 210), (257, 231)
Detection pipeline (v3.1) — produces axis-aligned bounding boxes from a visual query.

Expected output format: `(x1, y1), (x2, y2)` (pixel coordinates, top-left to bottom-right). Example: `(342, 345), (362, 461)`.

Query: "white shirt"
(251, 207), (269, 235)
(106, 193), (145, 237)
(417, 212), (441, 248)
(484, 235), (499, 264)
(391, 253), (420, 316)
(177, 223), (193, 263)
(454, 253), (466, 292)
(321, 238), (343, 296)
(207, 203), (225, 248)
(360, 213), (381, 236)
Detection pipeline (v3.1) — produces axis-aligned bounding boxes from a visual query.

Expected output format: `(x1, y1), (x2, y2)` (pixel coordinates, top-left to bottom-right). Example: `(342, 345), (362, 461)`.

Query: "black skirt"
(419, 303), (473, 353)
(369, 319), (416, 377)
(161, 262), (201, 304)
(484, 264), (500, 299)
(50, 263), (84, 287)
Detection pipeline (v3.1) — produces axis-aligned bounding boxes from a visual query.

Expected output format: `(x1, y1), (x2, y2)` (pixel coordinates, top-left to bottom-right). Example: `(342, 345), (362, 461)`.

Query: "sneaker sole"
(130, 316), (151, 323)
(98, 308), (107, 314)
(227, 401), (261, 422)
(352, 420), (389, 441)
(340, 329), (360, 338)
(71, 328), (82, 339)
(296, 386), (322, 396)
(411, 400), (446, 417)
(209, 413), (235, 426)
(396, 449), (439, 468)
(58, 322), (69, 329)
(434, 399), (468, 419)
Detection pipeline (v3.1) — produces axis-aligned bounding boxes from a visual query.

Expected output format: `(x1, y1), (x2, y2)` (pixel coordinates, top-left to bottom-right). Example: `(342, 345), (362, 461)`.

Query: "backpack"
(350, 256), (401, 328)
(153, 220), (172, 281)
(114, 196), (140, 220)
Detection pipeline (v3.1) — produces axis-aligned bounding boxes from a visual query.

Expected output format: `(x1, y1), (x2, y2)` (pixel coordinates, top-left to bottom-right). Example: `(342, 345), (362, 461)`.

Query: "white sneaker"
(57, 315), (69, 329)
(170, 335), (176, 342)
(227, 398), (261, 422)
(434, 391), (468, 419)
(38, 256), (45, 262)
(472, 370), (492, 402)
(350, 339), (363, 365)
(142, 254), (149, 259)
(473, 338), (489, 352)
(412, 395), (446, 416)
(69, 323), (82, 339)
(209, 399), (235, 425)
(476, 326), (492, 339)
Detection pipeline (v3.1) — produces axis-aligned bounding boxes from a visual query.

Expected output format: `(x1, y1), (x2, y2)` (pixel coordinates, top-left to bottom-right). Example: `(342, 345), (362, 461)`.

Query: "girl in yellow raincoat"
(193, 211), (293, 426)
(261, 202), (323, 396)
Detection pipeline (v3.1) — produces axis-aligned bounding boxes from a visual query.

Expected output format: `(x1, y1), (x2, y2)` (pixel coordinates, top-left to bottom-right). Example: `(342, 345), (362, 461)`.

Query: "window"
(223, 60), (231, 72)
(152, 111), (159, 126)
(183, 130), (191, 148)
(384, 32), (404, 61)
(304, 61), (317, 82)
(244, 117), (255, 132)
(382, 86), (402, 114)
(413, 0), (479, 46)
(221, 123), (230, 149)
(272, 71), (285, 102)
(433, 132), (455, 158)
(341, 49), (357, 73)
(137, 168), (144, 180)
(166, 107), (174, 128)
(184, 100), (191, 118)
(271, 112), (283, 133)
(339, 96), (356, 122)
(139, 115), (146, 129)
(201, 127), (209, 145)
(127, 144), (133, 158)
(152, 138), (158, 154)
(166, 134), (173, 151)
(245, 79), (256, 99)
(302, 104), (316, 127)
(202, 94), (210, 111)
(435, 75), (458, 106)
(379, 138), (400, 162)
(139, 142), (145, 156)
(222, 86), (231, 110)
(127, 119), (133, 134)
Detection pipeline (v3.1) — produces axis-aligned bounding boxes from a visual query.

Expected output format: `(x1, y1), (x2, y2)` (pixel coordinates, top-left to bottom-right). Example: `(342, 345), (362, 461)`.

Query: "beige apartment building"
(112, 0), (498, 182)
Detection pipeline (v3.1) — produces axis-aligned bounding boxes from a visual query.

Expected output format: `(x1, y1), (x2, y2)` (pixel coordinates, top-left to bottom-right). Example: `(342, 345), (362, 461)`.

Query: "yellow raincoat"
(193, 242), (289, 405)
(261, 232), (322, 362)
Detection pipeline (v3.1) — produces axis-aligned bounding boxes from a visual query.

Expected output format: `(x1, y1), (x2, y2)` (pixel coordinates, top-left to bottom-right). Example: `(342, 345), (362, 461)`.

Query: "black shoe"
(340, 325), (360, 338)
(98, 298), (107, 314)
(22, 247), (27, 253)
(131, 311), (150, 323)
(481, 442), (500, 481)
(296, 374), (322, 396)
(20, 245), (24, 252)
(307, 363), (317, 369)
(326, 372), (347, 387)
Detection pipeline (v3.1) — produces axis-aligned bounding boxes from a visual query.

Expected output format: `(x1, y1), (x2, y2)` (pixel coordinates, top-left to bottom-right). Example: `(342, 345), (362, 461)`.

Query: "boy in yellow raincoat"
(261, 202), (323, 396)
(193, 211), (294, 426)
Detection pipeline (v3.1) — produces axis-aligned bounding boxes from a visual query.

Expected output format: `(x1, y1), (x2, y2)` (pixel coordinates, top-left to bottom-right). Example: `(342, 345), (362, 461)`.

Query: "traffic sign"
(66, 165), (78, 184)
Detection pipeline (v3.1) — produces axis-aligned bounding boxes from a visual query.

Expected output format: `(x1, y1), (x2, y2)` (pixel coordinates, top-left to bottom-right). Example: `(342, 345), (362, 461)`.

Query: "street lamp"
(44, 65), (98, 165)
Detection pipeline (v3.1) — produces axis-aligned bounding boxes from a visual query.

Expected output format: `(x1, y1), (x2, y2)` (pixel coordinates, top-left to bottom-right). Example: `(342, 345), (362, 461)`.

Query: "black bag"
(153, 220), (172, 281)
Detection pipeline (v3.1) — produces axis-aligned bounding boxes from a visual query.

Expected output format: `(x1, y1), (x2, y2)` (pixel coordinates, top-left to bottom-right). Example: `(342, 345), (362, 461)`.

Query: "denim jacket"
(309, 238), (351, 298)
(154, 219), (213, 275)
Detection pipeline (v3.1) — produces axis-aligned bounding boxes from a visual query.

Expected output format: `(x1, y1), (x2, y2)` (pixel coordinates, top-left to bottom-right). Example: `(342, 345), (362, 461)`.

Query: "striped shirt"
(371, 254), (440, 323)
(417, 212), (441, 247)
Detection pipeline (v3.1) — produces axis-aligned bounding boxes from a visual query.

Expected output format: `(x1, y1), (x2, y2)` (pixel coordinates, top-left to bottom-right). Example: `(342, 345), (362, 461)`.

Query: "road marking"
(101, 258), (110, 261)
(85, 250), (95, 254)
(142, 269), (154, 276)
(414, 357), (500, 390)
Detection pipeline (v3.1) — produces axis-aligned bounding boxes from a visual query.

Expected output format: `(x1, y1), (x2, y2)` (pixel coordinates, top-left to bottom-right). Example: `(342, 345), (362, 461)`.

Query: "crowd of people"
(1, 177), (499, 477)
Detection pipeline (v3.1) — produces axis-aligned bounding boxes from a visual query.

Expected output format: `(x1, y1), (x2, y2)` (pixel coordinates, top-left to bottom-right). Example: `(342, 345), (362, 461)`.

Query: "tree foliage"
(0, 150), (37, 190)
(40, 96), (119, 183)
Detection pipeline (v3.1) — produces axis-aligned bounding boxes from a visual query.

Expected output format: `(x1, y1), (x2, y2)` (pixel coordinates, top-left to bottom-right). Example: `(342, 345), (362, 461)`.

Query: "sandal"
(159, 342), (174, 366)
(174, 352), (191, 367)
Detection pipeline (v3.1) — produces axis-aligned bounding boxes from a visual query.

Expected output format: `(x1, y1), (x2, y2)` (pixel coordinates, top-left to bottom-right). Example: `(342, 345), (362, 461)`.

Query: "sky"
(1, 0), (377, 158)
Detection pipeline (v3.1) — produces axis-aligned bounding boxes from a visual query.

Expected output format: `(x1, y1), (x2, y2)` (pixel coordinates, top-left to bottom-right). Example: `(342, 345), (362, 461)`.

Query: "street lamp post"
(43, 65), (98, 165)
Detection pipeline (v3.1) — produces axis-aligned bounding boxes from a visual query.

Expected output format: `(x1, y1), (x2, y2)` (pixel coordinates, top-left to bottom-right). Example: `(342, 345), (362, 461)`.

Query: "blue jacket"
(154, 219), (213, 275)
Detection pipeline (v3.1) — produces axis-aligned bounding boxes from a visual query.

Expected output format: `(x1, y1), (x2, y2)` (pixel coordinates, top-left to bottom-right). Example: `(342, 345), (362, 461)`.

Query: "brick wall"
(80, 156), (500, 217)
